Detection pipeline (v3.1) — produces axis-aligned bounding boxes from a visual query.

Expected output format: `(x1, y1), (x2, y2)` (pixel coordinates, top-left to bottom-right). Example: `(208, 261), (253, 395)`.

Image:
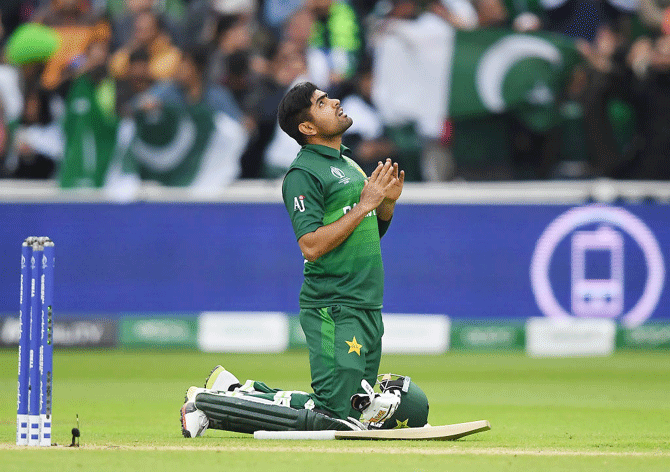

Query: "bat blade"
(333, 420), (491, 440)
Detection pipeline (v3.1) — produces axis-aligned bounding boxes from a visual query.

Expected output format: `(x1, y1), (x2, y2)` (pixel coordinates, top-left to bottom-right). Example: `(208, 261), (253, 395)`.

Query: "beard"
(339, 115), (354, 133)
(323, 115), (353, 138)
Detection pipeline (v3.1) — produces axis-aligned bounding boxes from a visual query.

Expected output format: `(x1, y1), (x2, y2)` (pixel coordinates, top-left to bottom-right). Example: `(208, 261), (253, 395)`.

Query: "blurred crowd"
(0, 0), (668, 190)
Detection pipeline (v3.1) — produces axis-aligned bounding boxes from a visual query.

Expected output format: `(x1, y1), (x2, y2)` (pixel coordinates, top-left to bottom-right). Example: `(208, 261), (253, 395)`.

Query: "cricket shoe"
(204, 365), (242, 392)
(180, 386), (209, 438)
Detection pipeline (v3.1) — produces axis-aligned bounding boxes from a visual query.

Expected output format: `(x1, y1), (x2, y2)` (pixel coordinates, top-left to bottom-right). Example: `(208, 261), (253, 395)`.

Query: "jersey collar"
(302, 144), (350, 160)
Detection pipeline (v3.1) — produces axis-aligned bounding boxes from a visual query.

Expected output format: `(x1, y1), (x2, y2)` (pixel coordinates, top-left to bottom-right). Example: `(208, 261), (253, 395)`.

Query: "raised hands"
(359, 159), (405, 212)
(383, 159), (405, 203)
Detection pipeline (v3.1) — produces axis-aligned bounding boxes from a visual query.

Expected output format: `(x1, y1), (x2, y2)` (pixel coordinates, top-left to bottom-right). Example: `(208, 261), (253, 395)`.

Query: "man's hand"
(296, 160), (402, 261)
(376, 159), (404, 222)
(383, 159), (405, 203)
(359, 159), (398, 213)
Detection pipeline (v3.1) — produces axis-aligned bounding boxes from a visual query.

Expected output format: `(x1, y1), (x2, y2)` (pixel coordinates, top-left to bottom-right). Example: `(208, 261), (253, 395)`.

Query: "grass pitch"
(1, 349), (669, 471)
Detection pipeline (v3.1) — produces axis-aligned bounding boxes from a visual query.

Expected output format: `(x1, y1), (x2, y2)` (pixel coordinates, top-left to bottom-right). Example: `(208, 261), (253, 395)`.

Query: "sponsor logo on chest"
(343, 203), (376, 218)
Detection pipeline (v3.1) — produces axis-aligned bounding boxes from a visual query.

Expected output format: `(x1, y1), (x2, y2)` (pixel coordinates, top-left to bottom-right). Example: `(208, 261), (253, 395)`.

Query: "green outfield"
(1, 349), (669, 471)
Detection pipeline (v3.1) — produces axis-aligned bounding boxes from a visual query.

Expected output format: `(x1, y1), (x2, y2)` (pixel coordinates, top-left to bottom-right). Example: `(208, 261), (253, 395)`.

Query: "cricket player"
(180, 81), (408, 437)
(277, 81), (404, 420)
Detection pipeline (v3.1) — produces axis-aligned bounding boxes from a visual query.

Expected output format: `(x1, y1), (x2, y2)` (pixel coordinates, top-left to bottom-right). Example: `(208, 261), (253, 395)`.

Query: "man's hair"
(129, 47), (150, 64)
(182, 44), (211, 75)
(216, 14), (243, 38)
(277, 82), (318, 146)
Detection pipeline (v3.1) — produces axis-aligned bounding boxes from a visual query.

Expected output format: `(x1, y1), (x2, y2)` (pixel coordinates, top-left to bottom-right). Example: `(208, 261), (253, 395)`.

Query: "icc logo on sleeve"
(530, 205), (665, 328)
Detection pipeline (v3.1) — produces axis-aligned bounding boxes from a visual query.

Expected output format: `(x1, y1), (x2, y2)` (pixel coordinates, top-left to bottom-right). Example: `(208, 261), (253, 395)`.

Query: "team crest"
(330, 166), (350, 184)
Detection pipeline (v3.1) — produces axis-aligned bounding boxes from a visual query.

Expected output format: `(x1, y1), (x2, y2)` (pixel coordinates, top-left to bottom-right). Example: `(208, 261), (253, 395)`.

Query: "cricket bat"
(254, 420), (491, 441)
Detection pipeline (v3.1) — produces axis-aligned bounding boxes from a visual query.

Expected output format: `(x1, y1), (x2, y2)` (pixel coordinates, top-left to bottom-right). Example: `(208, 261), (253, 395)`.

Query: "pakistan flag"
(449, 29), (581, 130)
(60, 74), (118, 188)
(106, 103), (248, 198)
(372, 17), (582, 137)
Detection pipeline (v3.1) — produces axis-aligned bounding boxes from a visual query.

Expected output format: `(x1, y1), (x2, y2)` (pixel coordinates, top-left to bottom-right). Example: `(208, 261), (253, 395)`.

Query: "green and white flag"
(449, 28), (580, 130)
(60, 74), (118, 188)
(372, 14), (581, 137)
(106, 103), (247, 199)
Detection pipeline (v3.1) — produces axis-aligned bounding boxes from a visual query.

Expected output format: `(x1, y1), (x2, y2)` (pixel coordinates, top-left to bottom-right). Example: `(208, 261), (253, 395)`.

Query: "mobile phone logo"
(530, 205), (664, 328)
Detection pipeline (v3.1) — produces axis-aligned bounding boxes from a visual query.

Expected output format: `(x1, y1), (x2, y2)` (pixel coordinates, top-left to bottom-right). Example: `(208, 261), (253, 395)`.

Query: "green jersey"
(282, 144), (384, 309)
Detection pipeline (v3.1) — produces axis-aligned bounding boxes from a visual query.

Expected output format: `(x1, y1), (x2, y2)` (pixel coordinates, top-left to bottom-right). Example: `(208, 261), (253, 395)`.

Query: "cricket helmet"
(377, 374), (429, 429)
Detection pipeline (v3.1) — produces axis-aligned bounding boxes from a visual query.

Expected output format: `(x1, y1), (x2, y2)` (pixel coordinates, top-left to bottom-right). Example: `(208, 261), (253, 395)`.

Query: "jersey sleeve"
(378, 215), (392, 238)
(282, 169), (325, 241)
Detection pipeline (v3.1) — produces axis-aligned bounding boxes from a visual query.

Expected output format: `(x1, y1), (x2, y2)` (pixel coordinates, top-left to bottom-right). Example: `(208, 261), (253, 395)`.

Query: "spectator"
(240, 39), (310, 177)
(108, 0), (154, 51)
(224, 50), (255, 116)
(259, 0), (302, 36)
(304, 0), (363, 87)
(115, 47), (154, 118)
(0, 26), (24, 131)
(250, 31), (363, 176)
(137, 44), (243, 124)
(541, 0), (637, 41)
(2, 0), (661, 184)
(60, 36), (119, 188)
(581, 28), (670, 179)
(427, 0), (480, 30)
(639, 0), (670, 33)
(109, 9), (181, 83)
(283, 7), (331, 90)
(0, 6), (64, 177)
(626, 34), (670, 179)
(341, 55), (421, 180)
(8, 63), (63, 179)
(206, 13), (253, 88)
(352, 0), (381, 20)
(106, 0), (187, 50)
(578, 24), (630, 177)
(33, 0), (111, 93)
(184, 0), (256, 47)
(371, 0), (454, 180)
(471, 0), (508, 27)
(0, 59), (24, 176)
(1, 1), (39, 47)
(183, 0), (213, 46)
(105, 45), (248, 198)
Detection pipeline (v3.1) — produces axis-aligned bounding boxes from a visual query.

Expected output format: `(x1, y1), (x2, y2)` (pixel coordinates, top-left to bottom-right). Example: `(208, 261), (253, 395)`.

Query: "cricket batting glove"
(350, 379), (400, 428)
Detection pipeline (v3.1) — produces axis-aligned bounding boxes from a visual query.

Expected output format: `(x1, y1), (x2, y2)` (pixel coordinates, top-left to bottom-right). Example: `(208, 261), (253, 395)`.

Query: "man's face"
(128, 0), (153, 14)
(54, 0), (80, 12)
(306, 0), (333, 18)
(219, 17), (252, 54)
(304, 89), (353, 139)
(273, 41), (306, 86)
(176, 56), (197, 86)
(134, 12), (158, 45)
(129, 60), (152, 94)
